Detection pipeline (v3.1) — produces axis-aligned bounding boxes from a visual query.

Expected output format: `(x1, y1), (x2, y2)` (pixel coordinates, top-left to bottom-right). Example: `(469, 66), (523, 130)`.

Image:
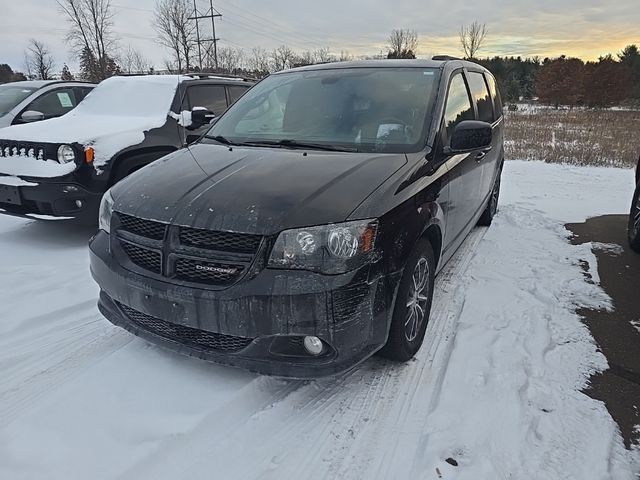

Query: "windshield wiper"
(203, 135), (236, 146)
(242, 139), (358, 152)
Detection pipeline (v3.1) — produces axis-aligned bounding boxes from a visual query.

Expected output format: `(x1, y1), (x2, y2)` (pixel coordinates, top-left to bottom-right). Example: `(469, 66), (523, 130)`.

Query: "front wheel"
(378, 239), (435, 362)
(478, 168), (502, 226)
(629, 184), (640, 253)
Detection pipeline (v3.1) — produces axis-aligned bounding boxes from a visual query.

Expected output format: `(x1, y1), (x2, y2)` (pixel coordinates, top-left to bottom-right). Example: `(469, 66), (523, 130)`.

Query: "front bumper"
(89, 230), (400, 378)
(0, 175), (102, 224)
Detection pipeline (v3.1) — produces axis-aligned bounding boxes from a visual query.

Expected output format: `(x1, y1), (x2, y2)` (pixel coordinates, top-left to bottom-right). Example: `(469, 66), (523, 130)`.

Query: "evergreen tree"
(60, 64), (75, 81)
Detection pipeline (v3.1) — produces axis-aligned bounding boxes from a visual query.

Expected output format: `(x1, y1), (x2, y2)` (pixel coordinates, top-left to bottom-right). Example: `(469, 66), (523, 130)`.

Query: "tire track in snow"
(0, 300), (132, 428)
(122, 228), (486, 480)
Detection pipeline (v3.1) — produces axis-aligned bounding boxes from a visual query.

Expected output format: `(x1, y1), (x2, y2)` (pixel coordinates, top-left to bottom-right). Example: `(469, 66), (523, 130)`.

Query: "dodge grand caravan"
(90, 58), (505, 378)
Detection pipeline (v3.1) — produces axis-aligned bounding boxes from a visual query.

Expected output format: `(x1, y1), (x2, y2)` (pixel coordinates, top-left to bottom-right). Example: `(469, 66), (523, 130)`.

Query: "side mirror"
(445, 120), (492, 154)
(190, 107), (215, 129)
(20, 110), (45, 123)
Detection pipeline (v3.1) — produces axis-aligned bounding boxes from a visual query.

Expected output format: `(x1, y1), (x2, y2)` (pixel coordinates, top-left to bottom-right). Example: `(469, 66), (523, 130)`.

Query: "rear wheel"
(478, 168), (502, 226)
(379, 239), (435, 362)
(629, 184), (640, 253)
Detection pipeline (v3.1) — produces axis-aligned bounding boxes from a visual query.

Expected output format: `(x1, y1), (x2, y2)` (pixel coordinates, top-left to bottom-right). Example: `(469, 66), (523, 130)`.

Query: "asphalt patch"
(567, 214), (640, 449)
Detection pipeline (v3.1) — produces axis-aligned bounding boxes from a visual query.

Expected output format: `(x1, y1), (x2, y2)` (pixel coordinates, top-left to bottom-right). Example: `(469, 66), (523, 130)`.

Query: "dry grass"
(504, 106), (640, 168)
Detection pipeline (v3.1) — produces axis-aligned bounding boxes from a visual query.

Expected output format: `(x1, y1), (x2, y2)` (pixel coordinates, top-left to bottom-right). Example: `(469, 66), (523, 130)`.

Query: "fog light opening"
(303, 336), (324, 356)
(75, 200), (83, 208)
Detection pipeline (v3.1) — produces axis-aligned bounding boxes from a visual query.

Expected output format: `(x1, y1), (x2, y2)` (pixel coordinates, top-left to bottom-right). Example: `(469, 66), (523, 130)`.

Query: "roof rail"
(432, 55), (462, 61)
(184, 72), (257, 82)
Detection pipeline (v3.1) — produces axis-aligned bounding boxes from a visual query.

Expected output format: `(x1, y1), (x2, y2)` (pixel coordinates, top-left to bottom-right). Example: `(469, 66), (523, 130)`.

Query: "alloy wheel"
(633, 194), (640, 237)
(405, 257), (430, 342)
(490, 174), (501, 215)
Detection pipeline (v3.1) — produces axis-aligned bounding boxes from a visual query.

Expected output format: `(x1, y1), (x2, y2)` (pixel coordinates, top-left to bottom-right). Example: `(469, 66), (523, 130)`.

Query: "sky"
(1, 0), (639, 74)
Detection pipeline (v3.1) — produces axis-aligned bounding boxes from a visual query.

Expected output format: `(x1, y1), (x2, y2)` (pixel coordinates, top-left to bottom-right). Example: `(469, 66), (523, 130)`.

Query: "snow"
(0, 175), (38, 187)
(0, 155), (76, 178)
(168, 110), (193, 128)
(0, 75), (185, 175)
(0, 160), (638, 479)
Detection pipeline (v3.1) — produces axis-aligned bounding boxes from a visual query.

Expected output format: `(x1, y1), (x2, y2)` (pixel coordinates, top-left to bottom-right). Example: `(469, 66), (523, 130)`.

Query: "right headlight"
(267, 219), (378, 274)
(98, 190), (114, 233)
(57, 144), (76, 164)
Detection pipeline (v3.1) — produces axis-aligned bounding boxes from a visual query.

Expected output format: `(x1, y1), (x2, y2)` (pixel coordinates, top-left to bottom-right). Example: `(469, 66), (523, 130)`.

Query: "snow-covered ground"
(0, 161), (638, 479)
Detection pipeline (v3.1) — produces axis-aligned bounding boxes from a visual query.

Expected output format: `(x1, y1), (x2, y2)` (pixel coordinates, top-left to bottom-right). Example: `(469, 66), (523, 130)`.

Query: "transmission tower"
(190, 0), (222, 71)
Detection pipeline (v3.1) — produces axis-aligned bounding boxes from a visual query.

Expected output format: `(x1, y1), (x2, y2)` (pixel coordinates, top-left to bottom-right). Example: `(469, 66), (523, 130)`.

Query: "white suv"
(0, 80), (94, 128)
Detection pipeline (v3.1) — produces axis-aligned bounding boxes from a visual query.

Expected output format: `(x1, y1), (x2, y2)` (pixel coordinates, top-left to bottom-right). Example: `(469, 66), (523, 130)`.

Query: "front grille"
(174, 258), (244, 285)
(179, 227), (262, 253)
(115, 213), (262, 287)
(118, 302), (254, 352)
(0, 140), (49, 161)
(120, 241), (162, 273)
(119, 214), (166, 240)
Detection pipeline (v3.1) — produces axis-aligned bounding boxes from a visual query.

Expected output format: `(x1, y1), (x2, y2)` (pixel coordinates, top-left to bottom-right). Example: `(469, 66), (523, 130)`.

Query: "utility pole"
(193, 0), (202, 70)
(189, 0), (222, 71)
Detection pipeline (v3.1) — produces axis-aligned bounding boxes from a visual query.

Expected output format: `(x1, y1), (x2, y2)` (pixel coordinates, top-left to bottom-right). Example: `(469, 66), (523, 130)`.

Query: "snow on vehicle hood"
(0, 75), (187, 174)
(110, 142), (408, 235)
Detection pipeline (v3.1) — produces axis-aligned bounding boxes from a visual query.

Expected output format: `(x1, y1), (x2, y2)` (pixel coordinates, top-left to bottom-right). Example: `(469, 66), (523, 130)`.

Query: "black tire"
(477, 168), (502, 227)
(629, 184), (640, 253)
(378, 239), (436, 362)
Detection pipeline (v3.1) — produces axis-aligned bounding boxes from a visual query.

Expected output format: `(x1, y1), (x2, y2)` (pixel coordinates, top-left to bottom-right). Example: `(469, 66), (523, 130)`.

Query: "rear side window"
(187, 85), (228, 115)
(25, 88), (77, 119)
(467, 72), (493, 123)
(443, 73), (474, 141)
(228, 85), (250, 105)
(485, 74), (503, 120)
(74, 86), (93, 103)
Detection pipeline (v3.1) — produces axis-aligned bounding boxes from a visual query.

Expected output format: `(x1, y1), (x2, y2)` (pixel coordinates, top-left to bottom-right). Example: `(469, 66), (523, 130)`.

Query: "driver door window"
(19, 88), (77, 122)
(186, 85), (227, 115)
(443, 74), (474, 143)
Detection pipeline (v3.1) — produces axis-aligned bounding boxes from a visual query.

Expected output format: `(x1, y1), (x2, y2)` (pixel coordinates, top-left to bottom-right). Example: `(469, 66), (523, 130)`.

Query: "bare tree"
(338, 50), (352, 62)
(153, 0), (196, 73)
(120, 44), (150, 74)
(57, 0), (119, 80)
(314, 48), (334, 64)
(387, 29), (418, 59)
(460, 21), (487, 59)
(247, 47), (271, 75)
(214, 46), (245, 73)
(24, 40), (56, 80)
(271, 45), (295, 71)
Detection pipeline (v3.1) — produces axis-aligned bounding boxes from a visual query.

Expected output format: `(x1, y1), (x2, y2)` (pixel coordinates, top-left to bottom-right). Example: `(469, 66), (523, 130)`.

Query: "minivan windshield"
(0, 84), (37, 116)
(206, 67), (440, 153)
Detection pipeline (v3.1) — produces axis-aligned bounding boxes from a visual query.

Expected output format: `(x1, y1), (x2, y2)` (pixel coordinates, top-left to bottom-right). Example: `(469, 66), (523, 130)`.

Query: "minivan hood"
(111, 142), (407, 235)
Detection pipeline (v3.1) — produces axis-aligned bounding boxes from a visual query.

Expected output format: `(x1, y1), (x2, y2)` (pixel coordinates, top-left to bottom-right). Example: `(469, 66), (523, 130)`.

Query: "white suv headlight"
(57, 144), (76, 164)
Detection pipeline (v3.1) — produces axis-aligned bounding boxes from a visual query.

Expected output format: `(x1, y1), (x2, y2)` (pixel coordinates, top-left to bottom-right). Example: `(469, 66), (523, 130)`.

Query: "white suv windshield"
(208, 67), (440, 153)
(0, 84), (37, 115)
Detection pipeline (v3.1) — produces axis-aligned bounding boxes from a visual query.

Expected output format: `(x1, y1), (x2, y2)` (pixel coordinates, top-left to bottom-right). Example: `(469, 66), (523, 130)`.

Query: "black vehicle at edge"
(90, 58), (505, 378)
(629, 156), (640, 252)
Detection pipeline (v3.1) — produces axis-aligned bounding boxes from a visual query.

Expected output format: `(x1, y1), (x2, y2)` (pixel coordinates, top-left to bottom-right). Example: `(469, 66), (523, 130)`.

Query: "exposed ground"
(568, 215), (640, 449)
(0, 161), (638, 479)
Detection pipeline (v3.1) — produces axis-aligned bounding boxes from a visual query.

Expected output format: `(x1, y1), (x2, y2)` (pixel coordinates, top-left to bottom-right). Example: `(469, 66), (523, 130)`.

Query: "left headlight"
(57, 144), (76, 164)
(267, 219), (378, 274)
(98, 190), (114, 233)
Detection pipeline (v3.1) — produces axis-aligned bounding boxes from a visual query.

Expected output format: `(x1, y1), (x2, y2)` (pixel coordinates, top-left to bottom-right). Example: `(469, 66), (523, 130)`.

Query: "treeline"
(477, 45), (640, 108)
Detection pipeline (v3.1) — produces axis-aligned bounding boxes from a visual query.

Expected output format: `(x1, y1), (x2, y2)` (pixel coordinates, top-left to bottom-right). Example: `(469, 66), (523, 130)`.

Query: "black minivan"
(90, 59), (505, 378)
